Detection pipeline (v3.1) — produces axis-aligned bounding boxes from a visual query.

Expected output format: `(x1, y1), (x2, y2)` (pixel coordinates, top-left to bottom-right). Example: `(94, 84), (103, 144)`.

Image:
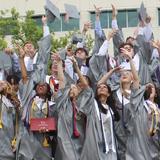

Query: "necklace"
(30, 98), (48, 119)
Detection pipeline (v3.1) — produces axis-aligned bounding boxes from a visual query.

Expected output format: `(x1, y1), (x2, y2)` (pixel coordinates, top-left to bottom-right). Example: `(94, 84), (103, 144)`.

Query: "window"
(90, 11), (112, 28)
(117, 10), (127, 28)
(33, 14), (79, 32)
(128, 10), (138, 27)
(61, 15), (79, 31)
(90, 9), (138, 29)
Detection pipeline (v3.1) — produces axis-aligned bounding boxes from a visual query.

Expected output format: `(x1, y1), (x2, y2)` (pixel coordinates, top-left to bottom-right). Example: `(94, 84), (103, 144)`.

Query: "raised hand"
(16, 45), (25, 58)
(82, 21), (92, 33)
(51, 52), (61, 63)
(94, 4), (102, 16)
(4, 48), (13, 55)
(42, 15), (47, 25)
(111, 4), (117, 19)
(145, 16), (151, 24)
(107, 29), (117, 41)
(69, 56), (78, 69)
(120, 48), (133, 60)
(150, 40), (160, 49)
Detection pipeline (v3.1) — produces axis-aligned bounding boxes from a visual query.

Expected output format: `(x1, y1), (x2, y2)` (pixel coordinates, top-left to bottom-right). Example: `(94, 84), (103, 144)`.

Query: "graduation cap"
(44, 0), (60, 22)
(137, 2), (147, 21)
(71, 33), (83, 44)
(64, 4), (80, 19)
(75, 42), (89, 56)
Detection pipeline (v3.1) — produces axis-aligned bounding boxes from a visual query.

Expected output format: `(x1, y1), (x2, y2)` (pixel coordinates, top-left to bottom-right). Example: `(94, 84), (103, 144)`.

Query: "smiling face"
(24, 42), (35, 57)
(96, 83), (110, 99)
(35, 82), (48, 97)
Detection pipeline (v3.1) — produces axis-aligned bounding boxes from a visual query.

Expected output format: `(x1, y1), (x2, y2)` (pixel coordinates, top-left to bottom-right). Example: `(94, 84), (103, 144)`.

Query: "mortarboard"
(64, 4), (80, 19)
(44, 0), (60, 22)
(71, 33), (83, 44)
(137, 2), (147, 21)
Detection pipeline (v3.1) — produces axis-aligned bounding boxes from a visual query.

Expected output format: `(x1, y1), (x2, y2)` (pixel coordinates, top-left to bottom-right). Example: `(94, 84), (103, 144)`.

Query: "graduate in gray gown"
(115, 47), (160, 160)
(89, 6), (110, 86)
(0, 80), (20, 160)
(93, 81), (120, 160)
(111, 4), (155, 86)
(125, 82), (160, 160)
(16, 16), (56, 160)
(98, 45), (142, 160)
(54, 56), (96, 160)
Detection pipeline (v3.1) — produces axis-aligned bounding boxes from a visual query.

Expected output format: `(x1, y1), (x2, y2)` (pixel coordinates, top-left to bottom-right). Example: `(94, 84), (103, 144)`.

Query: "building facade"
(1, 0), (160, 53)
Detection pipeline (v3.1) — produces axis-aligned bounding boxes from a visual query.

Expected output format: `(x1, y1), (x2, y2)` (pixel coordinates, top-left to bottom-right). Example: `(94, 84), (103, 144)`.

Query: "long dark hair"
(95, 83), (120, 121)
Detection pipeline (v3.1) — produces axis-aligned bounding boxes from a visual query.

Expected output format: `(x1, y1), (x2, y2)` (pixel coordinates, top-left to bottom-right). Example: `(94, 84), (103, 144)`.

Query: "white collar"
(120, 53), (139, 71)
(94, 100), (116, 153)
(116, 89), (130, 105)
(102, 103), (109, 110)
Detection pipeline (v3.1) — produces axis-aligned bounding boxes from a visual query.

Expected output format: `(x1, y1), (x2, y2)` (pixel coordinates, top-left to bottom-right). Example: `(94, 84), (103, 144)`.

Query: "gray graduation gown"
(113, 89), (134, 160)
(88, 30), (108, 91)
(125, 86), (160, 160)
(80, 98), (119, 160)
(54, 87), (95, 160)
(0, 95), (17, 160)
(17, 34), (52, 160)
(112, 29), (125, 57)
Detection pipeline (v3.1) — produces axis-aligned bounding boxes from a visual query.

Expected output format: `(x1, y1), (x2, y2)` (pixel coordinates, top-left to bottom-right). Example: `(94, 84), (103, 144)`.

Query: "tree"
(0, 8), (94, 53)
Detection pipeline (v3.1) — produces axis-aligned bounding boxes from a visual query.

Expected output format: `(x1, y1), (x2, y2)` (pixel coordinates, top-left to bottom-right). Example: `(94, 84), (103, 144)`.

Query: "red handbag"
(30, 117), (57, 132)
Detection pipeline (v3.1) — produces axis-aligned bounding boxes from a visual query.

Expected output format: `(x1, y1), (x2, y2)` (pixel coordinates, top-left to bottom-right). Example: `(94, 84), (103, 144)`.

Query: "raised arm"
(136, 16), (153, 63)
(111, 4), (125, 57)
(96, 29), (116, 56)
(18, 46), (28, 84)
(71, 56), (88, 88)
(120, 48), (140, 89)
(92, 5), (107, 55)
(111, 4), (118, 29)
(52, 53), (65, 89)
(94, 4), (103, 37)
(97, 66), (121, 86)
(42, 15), (50, 37)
